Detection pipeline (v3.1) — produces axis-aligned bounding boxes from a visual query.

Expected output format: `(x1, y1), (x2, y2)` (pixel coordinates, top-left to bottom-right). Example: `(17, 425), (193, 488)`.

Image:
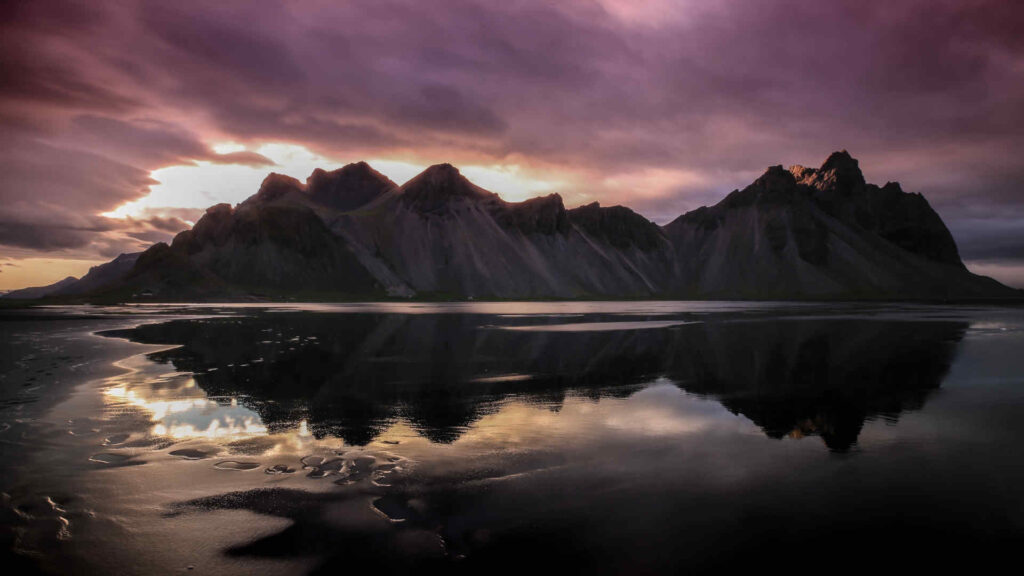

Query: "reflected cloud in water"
(101, 309), (967, 452)
(17, 303), (1024, 575)
(103, 356), (268, 440)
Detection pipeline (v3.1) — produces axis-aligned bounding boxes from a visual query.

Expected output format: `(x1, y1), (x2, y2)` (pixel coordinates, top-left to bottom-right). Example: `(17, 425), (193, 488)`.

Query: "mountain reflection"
(104, 311), (966, 450)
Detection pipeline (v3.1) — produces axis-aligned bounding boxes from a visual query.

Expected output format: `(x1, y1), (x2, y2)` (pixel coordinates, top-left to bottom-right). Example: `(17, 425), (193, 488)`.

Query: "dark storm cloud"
(0, 133), (154, 213)
(1, 0), (1022, 277)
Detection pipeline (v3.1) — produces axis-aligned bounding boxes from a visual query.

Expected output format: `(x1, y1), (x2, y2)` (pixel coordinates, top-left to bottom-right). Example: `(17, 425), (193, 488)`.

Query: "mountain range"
(5, 151), (1017, 301)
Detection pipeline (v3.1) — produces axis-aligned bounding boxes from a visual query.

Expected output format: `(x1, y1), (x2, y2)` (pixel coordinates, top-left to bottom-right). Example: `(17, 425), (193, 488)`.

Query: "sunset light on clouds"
(2, 0), (1024, 288)
(103, 142), (570, 220)
(5, 3), (1024, 573)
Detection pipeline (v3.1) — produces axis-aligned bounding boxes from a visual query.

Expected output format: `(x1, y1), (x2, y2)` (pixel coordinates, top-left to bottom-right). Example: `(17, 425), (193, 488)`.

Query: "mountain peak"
(822, 149), (854, 164)
(495, 193), (569, 235)
(310, 161), (385, 181)
(789, 150), (866, 194)
(819, 150), (865, 190)
(759, 165), (798, 187)
(402, 163), (469, 189)
(719, 165), (800, 208)
(413, 163), (467, 186)
(307, 161), (397, 211)
(400, 163), (495, 211)
(204, 203), (233, 217)
(568, 202), (666, 251)
(68, 150), (1016, 302)
(255, 173), (305, 204)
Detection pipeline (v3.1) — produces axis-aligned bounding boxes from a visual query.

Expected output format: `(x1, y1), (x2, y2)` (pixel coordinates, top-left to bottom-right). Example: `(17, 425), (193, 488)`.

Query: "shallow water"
(1, 302), (1023, 574)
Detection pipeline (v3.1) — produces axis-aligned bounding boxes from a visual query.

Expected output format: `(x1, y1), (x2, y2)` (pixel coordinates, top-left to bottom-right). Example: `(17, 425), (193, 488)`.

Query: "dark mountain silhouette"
(306, 161), (399, 211)
(14, 152), (1018, 300)
(327, 162), (675, 297)
(1, 275), (78, 299)
(663, 151), (1005, 298)
(132, 200), (380, 297)
(51, 252), (140, 296)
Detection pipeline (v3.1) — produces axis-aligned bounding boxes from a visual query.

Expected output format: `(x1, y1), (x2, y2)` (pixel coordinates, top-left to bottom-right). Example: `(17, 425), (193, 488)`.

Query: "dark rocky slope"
(664, 151), (1010, 299)
(1, 276), (78, 299)
(329, 163), (675, 298)
(126, 199), (382, 298)
(53, 252), (140, 296)
(18, 152), (1017, 301)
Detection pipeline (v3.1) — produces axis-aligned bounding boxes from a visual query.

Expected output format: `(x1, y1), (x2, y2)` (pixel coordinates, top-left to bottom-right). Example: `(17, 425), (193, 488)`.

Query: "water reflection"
(16, 305), (1020, 575)
(103, 355), (267, 439)
(102, 312), (966, 451)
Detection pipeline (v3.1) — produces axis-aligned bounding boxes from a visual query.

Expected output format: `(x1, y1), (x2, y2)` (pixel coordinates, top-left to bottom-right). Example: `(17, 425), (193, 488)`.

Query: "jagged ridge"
(8, 152), (1017, 301)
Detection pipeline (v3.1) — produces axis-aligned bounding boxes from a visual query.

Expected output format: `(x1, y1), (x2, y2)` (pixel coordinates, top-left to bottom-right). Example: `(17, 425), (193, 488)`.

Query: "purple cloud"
(1, 0), (1022, 283)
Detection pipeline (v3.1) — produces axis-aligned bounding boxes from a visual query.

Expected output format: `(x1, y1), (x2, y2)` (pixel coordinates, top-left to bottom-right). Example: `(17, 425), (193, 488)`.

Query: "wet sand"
(0, 314), (169, 573)
(2, 303), (1023, 574)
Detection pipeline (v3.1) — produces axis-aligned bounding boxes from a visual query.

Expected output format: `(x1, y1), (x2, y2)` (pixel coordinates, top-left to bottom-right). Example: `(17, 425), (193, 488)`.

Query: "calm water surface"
(1, 302), (1022, 574)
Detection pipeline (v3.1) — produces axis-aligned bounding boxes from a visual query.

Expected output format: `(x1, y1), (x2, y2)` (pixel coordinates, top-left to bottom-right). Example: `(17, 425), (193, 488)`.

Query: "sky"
(2, 0), (1023, 289)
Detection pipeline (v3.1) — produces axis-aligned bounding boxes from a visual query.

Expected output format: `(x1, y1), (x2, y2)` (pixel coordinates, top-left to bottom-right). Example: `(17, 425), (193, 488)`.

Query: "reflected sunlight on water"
(103, 354), (268, 440)
(6, 302), (1024, 575)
